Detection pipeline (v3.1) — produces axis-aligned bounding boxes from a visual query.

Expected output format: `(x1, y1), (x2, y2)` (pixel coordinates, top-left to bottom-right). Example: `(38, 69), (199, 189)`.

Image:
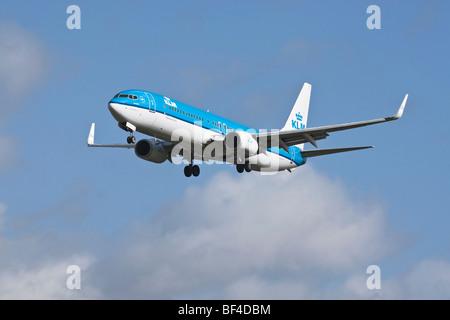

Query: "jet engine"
(224, 131), (258, 157)
(134, 139), (169, 164)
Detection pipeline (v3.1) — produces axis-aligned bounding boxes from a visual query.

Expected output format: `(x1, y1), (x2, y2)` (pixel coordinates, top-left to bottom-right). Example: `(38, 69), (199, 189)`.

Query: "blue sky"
(0, 0), (449, 298)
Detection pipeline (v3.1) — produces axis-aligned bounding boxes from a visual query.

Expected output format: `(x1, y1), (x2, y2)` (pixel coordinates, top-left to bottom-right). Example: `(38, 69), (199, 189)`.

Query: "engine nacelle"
(224, 131), (259, 157)
(134, 139), (169, 164)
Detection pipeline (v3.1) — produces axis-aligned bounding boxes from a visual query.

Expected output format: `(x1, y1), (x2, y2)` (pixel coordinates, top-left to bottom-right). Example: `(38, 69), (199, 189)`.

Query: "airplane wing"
(255, 94), (408, 150)
(87, 123), (135, 148)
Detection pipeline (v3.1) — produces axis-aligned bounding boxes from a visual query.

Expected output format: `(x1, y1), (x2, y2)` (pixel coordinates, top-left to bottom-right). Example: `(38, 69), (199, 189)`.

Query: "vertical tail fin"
(281, 82), (311, 150)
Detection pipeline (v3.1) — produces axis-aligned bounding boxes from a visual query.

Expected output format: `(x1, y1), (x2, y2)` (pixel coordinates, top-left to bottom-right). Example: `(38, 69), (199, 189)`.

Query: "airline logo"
(291, 112), (305, 130)
(164, 96), (177, 108)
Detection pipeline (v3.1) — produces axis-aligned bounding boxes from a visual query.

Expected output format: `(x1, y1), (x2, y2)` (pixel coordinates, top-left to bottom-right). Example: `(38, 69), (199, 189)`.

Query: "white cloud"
(0, 166), (449, 299)
(222, 276), (311, 300)
(339, 259), (450, 300)
(0, 22), (46, 96)
(386, 259), (450, 299)
(94, 166), (397, 299)
(0, 199), (100, 299)
(0, 255), (101, 299)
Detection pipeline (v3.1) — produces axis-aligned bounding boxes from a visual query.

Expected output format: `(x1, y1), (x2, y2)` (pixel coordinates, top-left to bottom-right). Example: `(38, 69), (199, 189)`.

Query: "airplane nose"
(108, 102), (124, 121)
(108, 102), (122, 114)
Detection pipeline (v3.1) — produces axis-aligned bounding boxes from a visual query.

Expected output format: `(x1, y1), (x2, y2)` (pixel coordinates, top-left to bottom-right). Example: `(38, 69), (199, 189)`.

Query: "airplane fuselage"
(107, 90), (305, 172)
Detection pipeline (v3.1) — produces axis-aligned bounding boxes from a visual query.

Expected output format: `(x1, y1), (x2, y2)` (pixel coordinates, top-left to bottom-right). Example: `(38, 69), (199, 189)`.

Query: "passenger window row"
(168, 105), (204, 122)
(167, 105), (233, 131)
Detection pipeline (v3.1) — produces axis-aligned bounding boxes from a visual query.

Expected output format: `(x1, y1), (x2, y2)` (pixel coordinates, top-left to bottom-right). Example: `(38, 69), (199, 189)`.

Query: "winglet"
(392, 94), (408, 119)
(86, 123), (135, 148)
(87, 123), (95, 146)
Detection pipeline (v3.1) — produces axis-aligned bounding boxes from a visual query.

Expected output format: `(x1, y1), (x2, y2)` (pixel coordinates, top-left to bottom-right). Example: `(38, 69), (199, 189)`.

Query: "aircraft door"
(145, 93), (156, 112)
(136, 93), (156, 126)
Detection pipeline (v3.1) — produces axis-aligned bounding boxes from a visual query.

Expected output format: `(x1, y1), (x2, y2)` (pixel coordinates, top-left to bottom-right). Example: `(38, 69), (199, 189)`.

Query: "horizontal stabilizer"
(301, 146), (373, 158)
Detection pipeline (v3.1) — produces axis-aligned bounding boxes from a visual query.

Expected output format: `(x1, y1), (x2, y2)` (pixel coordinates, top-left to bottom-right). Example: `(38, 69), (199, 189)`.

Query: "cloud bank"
(93, 167), (394, 299)
(1, 166), (449, 299)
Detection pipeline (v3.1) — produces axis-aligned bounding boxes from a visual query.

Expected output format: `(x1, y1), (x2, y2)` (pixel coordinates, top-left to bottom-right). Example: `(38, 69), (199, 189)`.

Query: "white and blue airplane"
(87, 83), (408, 177)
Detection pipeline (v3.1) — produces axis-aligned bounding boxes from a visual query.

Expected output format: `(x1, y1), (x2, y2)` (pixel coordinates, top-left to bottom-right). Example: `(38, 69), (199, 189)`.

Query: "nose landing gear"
(118, 122), (137, 145)
(126, 134), (136, 144)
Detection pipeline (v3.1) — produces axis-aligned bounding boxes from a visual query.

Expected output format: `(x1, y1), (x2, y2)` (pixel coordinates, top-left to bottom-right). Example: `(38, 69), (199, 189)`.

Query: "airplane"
(87, 83), (408, 177)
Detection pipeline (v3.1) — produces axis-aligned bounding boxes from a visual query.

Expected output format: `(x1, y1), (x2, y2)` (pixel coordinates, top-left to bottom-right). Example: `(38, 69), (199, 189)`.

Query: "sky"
(0, 0), (449, 299)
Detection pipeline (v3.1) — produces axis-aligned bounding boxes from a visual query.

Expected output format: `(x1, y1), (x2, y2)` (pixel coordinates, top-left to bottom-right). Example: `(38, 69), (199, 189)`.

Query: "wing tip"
(393, 94), (408, 119)
(87, 123), (95, 146)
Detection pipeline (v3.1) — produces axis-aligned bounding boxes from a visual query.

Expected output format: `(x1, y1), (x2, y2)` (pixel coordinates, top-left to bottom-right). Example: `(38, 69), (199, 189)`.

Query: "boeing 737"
(87, 83), (408, 177)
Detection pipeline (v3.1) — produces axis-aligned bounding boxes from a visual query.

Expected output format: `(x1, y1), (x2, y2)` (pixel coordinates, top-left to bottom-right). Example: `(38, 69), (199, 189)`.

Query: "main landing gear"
(184, 164), (200, 177)
(236, 161), (251, 173)
(118, 122), (136, 144)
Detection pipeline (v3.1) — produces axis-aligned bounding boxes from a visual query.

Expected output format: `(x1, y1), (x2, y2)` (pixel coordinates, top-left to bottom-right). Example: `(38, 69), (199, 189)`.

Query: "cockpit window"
(116, 94), (138, 100)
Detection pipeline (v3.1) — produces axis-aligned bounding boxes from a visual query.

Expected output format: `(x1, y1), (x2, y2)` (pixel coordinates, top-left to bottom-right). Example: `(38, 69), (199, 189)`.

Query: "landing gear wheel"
(184, 165), (192, 177)
(244, 161), (251, 172)
(127, 135), (136, 144)
(192, 165), (200, 177)
(236, 164), (244, 173)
